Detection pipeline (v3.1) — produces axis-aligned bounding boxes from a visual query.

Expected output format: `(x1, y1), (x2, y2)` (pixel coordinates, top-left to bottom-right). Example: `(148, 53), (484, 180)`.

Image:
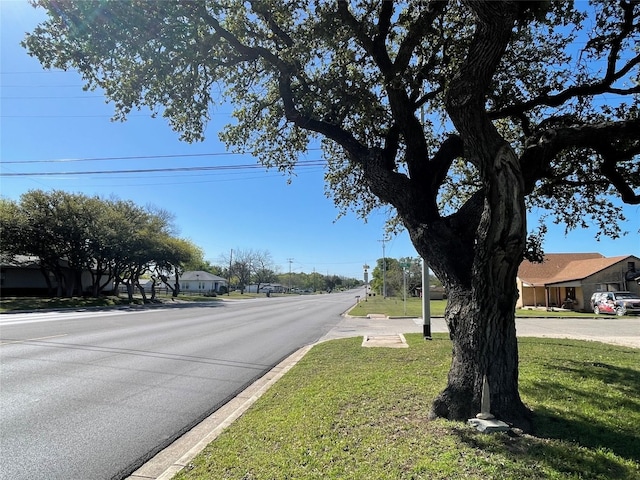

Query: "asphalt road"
(0, 291), (357, 480)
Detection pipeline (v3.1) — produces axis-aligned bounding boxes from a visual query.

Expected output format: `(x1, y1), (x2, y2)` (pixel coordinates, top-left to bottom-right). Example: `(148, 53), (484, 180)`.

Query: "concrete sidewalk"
(127, 315), (638, 480)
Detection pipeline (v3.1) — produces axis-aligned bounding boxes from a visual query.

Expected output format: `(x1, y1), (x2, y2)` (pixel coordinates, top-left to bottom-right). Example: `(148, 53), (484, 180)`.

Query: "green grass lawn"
(175, 334), (639, 480)
(349, 296), (446, 317)
(348, 296), (599, 318)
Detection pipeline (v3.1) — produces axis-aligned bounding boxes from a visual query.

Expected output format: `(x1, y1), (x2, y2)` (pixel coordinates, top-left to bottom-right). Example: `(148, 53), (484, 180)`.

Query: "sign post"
(422, 258), (432, 340)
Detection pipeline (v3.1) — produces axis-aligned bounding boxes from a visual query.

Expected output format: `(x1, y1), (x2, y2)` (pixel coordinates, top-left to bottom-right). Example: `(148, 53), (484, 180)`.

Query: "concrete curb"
(126, 344), (314, 480)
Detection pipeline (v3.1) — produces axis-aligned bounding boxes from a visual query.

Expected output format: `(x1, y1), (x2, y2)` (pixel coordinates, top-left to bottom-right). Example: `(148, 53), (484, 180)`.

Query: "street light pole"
(403, 265), (407, 315)
(379, 237), (388, 297)
(363, 264), (369, 302)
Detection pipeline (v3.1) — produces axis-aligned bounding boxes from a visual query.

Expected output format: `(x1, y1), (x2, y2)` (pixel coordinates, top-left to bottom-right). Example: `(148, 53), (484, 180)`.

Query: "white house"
(165, 270), (228, 294)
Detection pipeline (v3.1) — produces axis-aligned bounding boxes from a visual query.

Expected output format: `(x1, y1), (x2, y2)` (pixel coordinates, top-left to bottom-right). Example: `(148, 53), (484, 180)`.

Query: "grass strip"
(175, 334), (639, 480)
(350, 297), (602, 318)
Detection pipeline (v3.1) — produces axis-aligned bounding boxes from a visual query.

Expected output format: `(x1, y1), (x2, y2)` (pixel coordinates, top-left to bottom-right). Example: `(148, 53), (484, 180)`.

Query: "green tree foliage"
(1, 190), (202, 299)
(23, 0), (640, 430)
(370, 256), (438, 296)
(273, 271), (358, 292)
(0, 198), (27, 261)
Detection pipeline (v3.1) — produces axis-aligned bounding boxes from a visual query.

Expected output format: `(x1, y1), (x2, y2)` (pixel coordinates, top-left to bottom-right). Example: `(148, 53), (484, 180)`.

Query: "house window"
(628, 261), (636, 271)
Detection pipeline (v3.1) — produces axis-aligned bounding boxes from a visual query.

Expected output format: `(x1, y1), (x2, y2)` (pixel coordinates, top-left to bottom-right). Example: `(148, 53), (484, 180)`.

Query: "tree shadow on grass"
(522, 359), (639, 456)
(451, 346), (639, 477)
(452, 424), (636, 479)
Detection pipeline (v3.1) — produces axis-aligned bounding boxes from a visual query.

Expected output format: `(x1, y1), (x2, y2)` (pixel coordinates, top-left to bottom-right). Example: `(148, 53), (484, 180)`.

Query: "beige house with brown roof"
(516, 253), (640, 312)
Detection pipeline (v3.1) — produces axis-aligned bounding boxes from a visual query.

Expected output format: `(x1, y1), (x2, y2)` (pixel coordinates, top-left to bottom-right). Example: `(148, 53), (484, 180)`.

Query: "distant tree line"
(215, 249), (361, 294)
(0, 190), (202, 300)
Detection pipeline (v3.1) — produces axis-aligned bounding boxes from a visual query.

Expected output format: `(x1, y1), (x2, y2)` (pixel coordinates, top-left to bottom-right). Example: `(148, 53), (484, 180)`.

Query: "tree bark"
(425, 145), (532, 431)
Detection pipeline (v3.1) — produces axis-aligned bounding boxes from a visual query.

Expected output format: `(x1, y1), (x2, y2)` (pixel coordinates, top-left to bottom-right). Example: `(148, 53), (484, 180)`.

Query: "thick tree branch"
(520, 118), (640, 201)
(599, 150), (640, 205)
(491, 69), (640, 119)
(428, 135), (465, 197)
(446, 1), (519, 156)
(395, 0), (448, 73)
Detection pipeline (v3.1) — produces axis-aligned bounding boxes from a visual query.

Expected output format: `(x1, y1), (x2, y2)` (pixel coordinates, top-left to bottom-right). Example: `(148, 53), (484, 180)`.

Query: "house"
(1, 255), (52, 296)
(173, 270), (228, 294)
(0, 255), (108, 296)
(516, 253), (640, 312)
(416, 285), (446, 300)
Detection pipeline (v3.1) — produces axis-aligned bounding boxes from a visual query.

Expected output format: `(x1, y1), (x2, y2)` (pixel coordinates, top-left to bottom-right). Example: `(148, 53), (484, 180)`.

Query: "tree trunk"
(428, 145), (532, 431)
(173, 273), (180, 298)
(430, 282), (531, 430)
(125, 281), (134, 302)
(150, 278), (157, 301)
(136, 281), (148, 303)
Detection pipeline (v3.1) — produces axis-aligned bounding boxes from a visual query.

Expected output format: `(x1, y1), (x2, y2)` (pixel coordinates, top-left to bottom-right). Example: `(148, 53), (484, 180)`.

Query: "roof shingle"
(518, 253), (637, 285)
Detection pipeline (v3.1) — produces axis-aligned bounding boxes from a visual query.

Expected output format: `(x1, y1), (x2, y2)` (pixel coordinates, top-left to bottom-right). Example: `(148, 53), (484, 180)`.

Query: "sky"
(1, 1), (638, 280)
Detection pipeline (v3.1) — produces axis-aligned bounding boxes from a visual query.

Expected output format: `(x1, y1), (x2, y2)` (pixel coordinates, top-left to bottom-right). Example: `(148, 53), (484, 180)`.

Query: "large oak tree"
(24, 0), (640, 430)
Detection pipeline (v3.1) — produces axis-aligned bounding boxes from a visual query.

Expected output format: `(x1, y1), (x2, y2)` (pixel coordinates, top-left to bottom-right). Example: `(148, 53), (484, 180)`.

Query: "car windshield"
(614, 292), (635, 299)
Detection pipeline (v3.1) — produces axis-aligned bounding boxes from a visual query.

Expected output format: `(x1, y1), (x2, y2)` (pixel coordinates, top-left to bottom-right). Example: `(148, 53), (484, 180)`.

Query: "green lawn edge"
(174, 334), (639, 480)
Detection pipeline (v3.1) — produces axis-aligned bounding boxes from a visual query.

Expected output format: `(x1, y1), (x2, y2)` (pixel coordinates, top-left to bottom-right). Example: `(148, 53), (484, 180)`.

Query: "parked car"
(590, 291), (640, 316)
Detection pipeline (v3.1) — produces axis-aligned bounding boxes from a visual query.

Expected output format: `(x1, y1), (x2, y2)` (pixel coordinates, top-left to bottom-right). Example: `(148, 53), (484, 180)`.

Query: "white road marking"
(0, 333), (68, 346)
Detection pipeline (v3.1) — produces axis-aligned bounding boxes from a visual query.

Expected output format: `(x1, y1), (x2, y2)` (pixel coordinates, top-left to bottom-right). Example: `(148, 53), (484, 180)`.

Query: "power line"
(1, 95), (106, 99)
(2, 152), (247, 164)
(0, 160), (327, 177)
(1, 149), (322, 164)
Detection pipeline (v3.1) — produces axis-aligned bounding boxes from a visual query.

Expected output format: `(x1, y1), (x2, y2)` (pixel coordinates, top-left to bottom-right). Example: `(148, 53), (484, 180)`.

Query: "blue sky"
(1, 1), (638, 280)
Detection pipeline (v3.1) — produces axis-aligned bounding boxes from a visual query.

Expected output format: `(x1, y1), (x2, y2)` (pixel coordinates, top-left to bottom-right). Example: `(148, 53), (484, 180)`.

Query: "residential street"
(0, 292), (354, 480)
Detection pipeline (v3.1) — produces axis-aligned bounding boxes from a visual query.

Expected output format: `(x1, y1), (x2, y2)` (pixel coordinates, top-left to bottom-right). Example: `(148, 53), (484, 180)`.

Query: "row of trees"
(275, 271), (360, 293)
(369, 257), (440, 297)
(192, 249), (361, 294)
(0, 190), (203, 300)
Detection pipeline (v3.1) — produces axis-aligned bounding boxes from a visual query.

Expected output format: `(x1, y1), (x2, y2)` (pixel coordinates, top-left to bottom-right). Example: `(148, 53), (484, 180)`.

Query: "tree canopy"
(23, 0), (640, 430)
(1, 190), (202, 299)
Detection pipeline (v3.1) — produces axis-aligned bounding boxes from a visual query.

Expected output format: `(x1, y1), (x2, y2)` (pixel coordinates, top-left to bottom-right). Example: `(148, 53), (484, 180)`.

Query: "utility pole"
(227, 249), (233, 295)
(287, 258), (293, 293)
(378, 236), (388, 297)
(419, 54), (432, 339)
